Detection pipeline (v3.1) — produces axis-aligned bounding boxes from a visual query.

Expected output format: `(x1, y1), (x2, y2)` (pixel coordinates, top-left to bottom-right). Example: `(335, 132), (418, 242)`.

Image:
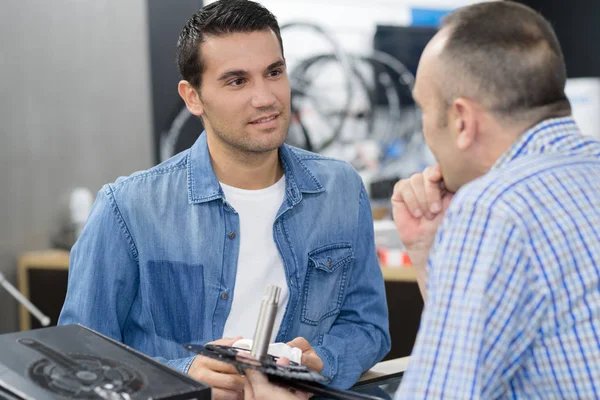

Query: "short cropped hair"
(439, 1), (570, 119)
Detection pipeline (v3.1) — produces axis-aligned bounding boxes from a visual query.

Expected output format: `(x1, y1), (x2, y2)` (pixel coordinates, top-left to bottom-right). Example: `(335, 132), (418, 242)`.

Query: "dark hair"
(176, 0), (283, 89)
(439, 1), (570, 119)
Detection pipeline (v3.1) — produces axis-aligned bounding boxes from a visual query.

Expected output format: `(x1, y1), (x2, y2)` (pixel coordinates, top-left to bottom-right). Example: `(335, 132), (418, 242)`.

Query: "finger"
(209, 336), (244, 347)
(212, 388), (244, 400)
(396, 180), (422, 218)
(245, 369), (270, 386)
(409, 174), (432, 219)
(197, 368), (246, 392)
(246, 370), (299, 400)
(237, 351), (254, 361)
(243, 378), (255, 400)
(287, 337), (311, 351)
(422, 176), (443, 215)
(277, 357), (291, 366)
(424, 165), (443, 183)
(295, 391), (312, 400)
(194, 355), (241, 375)
(391, 179), (407, 203)
(300, 353), (323, 373)
(244, 370), (270, 400)
(423, 165), (444, 214)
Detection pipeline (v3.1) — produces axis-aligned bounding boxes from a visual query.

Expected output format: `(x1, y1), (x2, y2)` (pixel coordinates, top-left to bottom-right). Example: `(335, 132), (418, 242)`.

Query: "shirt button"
(228, 232), (236, 239)
(221, 292), (229, 300)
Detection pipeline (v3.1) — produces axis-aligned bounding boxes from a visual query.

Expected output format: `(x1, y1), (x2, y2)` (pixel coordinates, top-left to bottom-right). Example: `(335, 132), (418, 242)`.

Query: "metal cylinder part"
(250, 285), (281, 360)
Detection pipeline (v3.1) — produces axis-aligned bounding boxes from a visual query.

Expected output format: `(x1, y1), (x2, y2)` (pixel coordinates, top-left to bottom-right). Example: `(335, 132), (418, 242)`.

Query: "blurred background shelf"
(381, 267), (416, 282)
(17, 250), (70, 332)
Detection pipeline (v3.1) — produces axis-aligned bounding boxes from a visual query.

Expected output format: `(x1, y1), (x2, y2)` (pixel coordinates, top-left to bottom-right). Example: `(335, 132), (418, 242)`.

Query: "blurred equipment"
(374, 220), (411, 269)
(282, 23), (422, 160)
(280, 23), (437, 202)
(373, 26), (437, 105)
(0, 324), (210, 400)
(0, 272), (50, 328)
(50, 187), (93, 251)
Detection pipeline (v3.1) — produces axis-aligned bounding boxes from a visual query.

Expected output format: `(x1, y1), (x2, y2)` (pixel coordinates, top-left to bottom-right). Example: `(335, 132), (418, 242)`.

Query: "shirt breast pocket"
(144, 260), (204, 344)
(301, 243), (354, 326)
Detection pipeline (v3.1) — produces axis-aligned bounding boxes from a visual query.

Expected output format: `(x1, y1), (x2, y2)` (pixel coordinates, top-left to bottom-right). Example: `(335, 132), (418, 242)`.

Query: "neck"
(488, 113), (561, 165)
(207, 134), (284, 190)
(468, 116), (532, 180)
(485, 106), (573, 168)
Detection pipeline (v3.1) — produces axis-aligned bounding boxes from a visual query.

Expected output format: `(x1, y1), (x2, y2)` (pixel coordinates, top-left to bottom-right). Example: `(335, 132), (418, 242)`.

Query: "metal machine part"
(250, 285), (281, 360)
(18, 338), (144, 400)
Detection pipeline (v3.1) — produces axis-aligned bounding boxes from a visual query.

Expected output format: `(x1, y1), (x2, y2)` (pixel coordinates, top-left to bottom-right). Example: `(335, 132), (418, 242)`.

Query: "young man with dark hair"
(58, 1), (391, 399)
(244, 1), (600, 398)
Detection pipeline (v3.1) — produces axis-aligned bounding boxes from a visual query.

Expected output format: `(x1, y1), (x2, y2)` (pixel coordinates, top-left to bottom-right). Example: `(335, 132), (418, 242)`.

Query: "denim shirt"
(58, 133), (391, 389)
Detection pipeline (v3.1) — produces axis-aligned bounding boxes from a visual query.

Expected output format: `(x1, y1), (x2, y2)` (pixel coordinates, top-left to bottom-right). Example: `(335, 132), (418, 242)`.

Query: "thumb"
(287, 337), (311, 351)
(209, 336), (243, 346)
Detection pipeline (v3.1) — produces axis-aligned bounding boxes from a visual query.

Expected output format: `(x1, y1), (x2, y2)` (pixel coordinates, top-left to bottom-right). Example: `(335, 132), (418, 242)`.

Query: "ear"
(178, 80), (204, 117)
(451, 97), (477, 151)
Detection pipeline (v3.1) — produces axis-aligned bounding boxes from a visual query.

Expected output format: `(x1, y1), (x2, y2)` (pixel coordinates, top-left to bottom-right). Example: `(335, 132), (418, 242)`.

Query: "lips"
(249, 113), (279, 124)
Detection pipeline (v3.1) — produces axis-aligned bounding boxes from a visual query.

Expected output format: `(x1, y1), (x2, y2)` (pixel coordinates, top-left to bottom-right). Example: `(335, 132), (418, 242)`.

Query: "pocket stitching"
(308, 243), (354, 274)
(301, 253), (353, 326)
(309, 253), (354, 273)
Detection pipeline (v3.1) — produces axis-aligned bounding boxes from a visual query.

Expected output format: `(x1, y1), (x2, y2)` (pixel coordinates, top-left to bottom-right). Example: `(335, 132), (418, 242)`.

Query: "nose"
(250, 79), (277, 109)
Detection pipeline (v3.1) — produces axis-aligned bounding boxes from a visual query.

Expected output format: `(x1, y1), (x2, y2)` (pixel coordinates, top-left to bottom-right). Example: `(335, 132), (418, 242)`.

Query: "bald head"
(425, 1), (571, 123)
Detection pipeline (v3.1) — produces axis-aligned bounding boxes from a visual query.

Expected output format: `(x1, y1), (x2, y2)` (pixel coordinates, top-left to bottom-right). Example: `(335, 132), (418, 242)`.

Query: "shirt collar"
(187, 132), (324, 204)
(492, 116), (579, 170)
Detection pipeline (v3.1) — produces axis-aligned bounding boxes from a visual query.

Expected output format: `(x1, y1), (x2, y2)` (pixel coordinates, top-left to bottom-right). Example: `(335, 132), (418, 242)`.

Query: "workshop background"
(1, 0), (598, 359)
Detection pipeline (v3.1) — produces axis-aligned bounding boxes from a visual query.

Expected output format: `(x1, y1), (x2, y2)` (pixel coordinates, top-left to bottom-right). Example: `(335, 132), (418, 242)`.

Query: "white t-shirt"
(221, 175), (288, 342)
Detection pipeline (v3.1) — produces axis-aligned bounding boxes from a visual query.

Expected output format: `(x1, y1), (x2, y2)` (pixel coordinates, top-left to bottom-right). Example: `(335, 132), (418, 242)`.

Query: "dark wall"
(147, 0), (204, 164)
(517, 0), (600, 78)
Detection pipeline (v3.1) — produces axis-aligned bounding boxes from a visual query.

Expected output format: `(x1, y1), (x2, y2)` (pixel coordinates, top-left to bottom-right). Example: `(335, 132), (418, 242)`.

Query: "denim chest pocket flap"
(302, 243), (354, 325)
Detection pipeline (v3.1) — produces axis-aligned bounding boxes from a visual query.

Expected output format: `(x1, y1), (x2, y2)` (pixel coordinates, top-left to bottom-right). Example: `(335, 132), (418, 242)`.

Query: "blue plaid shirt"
(396, 117), (600, 399)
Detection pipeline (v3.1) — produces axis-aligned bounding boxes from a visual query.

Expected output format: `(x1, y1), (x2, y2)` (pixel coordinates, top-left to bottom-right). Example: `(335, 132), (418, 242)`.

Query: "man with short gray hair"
(392, 1), (600, 398)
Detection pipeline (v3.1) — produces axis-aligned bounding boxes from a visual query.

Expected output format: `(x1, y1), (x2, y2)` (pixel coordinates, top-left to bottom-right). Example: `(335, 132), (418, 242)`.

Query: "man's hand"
(188, 337), (245, 400)
(244, 358), (310, 400)
(392, 165), (454, 299)
(287, 337), (323, 373)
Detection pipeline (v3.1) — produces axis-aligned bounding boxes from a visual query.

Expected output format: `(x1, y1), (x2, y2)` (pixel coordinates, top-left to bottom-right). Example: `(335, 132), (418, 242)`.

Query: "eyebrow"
(266, 60), (286, 71)
(217, 69), (246, 82)
(217, 59), (286, 82)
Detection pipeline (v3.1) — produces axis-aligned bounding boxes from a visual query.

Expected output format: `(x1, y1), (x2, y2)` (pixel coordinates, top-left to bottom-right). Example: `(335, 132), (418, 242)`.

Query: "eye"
(268, 68), (283, 78)
(228, 78), (246, 87)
